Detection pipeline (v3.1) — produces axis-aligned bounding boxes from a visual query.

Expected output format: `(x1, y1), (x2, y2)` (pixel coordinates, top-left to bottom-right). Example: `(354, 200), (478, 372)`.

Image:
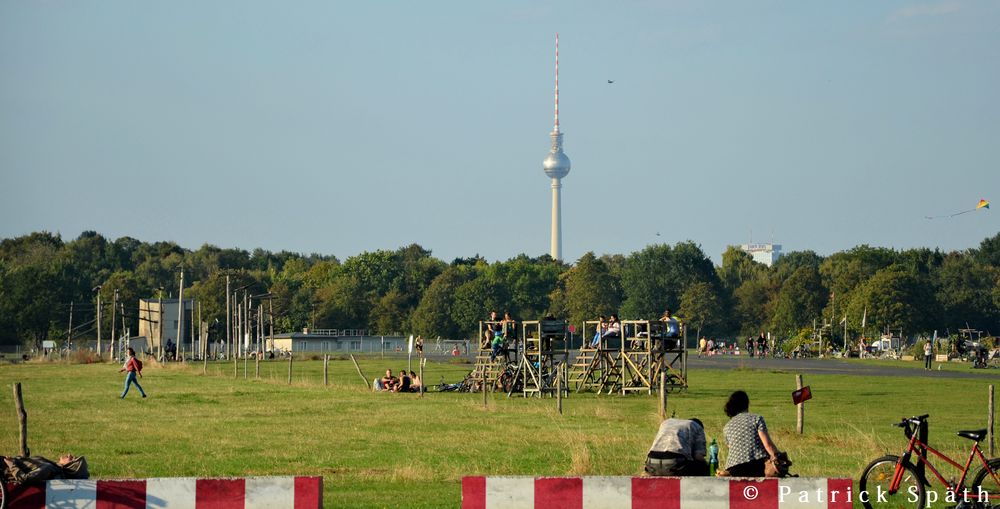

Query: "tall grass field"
(0, 356), (996, 507)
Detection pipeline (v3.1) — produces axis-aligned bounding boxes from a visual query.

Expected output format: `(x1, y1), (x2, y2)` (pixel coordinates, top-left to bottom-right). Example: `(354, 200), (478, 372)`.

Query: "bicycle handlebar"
(894, 414), (929, 427)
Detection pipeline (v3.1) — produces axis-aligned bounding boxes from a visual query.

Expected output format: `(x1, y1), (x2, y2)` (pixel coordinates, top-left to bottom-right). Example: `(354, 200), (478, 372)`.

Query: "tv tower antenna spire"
(554, 32), (560, 132)
(542, 33), (571, 261)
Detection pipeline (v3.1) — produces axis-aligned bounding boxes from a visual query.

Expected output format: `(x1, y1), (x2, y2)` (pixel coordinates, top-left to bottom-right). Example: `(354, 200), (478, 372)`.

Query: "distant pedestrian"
(119, 347), (146, 399)
(923, 341), (933, 370)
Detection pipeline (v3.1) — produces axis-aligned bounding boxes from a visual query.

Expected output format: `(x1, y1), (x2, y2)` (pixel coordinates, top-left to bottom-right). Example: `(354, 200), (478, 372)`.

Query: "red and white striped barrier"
(3, 476), (322, 509)
(462, 476), (854, 509)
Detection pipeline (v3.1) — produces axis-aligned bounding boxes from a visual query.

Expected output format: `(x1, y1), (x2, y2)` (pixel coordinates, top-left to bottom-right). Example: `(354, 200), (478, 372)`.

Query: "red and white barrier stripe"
(3, 476), (321, 509)
(462, 476), (854, 509)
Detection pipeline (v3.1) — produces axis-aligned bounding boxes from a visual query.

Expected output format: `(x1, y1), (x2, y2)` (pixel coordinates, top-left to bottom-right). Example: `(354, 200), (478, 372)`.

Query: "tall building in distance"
(542, 33), (570, 261)
(740, 242), (783, 267)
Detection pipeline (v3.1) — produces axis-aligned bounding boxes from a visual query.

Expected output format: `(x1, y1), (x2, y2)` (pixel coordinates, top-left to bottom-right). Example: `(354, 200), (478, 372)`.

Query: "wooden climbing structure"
(568, 318), (688, 395)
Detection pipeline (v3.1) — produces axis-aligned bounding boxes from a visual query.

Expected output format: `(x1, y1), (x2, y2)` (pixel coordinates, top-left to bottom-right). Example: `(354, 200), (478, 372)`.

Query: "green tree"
(411, 267), (472, 339)
(717, 246), (765, 293)
(678, 282), (724, 341)
(934, 254), (999, 332)
(450, 273), (510, 338)
(770, 265), (827, 337)
(313, 274), (369, 329)
(771, 250), (823, 281)
(488, 255), (561, 320)
(974, 232), (1000, 268)
(846, 265), (933, 335)
(732, 277), (776, 336)
(620, 242), (717, 319)
(557, 252), (620, 329)
(371, 288), (410, 334)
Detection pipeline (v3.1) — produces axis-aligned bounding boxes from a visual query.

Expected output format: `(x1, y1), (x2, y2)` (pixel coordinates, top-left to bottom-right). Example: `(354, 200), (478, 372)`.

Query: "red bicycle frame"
(891, 422), (999, 498)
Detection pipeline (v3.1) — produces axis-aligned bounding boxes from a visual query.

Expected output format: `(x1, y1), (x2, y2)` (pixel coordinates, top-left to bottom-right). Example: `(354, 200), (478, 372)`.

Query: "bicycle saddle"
(956, 429), (987, 441)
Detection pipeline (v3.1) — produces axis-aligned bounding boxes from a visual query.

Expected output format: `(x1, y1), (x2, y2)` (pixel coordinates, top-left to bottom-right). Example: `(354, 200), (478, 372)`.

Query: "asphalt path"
(688, 354), (1000, 380)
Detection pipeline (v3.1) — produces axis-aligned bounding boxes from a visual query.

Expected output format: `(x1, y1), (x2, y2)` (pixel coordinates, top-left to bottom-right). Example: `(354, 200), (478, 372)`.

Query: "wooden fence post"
(557, 366), (563, 415)
(255, 356), (260, 379)
(324, 355), (329, 386)
(233, 357), (237, 378)
(14, 382), (29, 456)
(287, 356), (293, 385)
(418, 362), (424, 398)
(349, 354), (370, 390)
(202, 354), (207, 375)
(796, 374), (804, 434)
(659, 371), (667, 420)
(244, 357), (248, 380)
(989, 384), (995, 456)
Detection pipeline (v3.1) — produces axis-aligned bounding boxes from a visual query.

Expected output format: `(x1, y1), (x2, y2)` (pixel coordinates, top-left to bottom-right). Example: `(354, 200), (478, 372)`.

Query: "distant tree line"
(1, 230), (999, 348)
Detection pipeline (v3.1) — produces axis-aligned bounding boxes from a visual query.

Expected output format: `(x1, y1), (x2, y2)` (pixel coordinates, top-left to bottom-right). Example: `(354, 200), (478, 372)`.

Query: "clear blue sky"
(2, 1), (997, 264)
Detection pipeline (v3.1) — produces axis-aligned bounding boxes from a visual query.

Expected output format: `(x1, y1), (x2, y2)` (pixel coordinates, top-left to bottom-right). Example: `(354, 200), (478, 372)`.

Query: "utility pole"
(111, 289), (118, 361)
(120, 301), (126, 358)
(198, 301), (203, 360)
(268, 297), (274, 353)
(177, 268), (185, 363)
(95, 287), (102, 356)
(236, 292), (242, 359)
(225, 275), (231, 359)
(243, 290), (249, 359)
(66, 301), (74, 351)
(232, 291), (238, 359)
(158, 288), (164, 361)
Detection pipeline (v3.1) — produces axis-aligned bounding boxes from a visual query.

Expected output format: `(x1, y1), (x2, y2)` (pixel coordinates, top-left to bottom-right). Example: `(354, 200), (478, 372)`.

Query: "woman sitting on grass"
(719, 390), (779, 477)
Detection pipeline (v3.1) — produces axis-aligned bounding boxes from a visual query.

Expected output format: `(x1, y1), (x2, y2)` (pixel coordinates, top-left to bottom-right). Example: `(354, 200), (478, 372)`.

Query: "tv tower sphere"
(543, 136), (571, 179)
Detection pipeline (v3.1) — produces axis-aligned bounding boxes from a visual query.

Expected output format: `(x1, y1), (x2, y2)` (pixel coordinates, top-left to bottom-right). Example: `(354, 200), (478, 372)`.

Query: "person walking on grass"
(923, 340), (933, 370)
(119, 347), (146, 399)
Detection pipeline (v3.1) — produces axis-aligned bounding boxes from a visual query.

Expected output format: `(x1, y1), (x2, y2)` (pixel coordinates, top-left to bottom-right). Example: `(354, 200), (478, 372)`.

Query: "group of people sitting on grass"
(645, 390), (789, 478)
(373, 368), (422, 393)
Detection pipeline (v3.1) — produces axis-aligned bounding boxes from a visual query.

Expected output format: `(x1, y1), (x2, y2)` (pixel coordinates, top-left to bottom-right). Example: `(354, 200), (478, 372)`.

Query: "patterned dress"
(722, 412), (769, 469)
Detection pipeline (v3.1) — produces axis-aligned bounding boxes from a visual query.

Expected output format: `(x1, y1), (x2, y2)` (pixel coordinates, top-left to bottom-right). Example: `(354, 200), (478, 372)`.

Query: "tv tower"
(542, 33), (571, 261)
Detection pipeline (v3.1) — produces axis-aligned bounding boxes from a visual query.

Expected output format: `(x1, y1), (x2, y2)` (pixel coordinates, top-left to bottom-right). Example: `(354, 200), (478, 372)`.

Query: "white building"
(740, 243), (783, 267)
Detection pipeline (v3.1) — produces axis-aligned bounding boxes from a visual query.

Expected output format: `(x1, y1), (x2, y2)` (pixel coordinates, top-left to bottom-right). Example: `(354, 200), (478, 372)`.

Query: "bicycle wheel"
(971, 457), (1000, 508)
(1, 479), (7, 509)
(859, 455), (924, 509)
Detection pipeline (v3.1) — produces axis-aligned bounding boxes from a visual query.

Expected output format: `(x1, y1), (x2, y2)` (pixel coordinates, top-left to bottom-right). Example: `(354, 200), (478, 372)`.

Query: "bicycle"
(859, 414), (1000, 509)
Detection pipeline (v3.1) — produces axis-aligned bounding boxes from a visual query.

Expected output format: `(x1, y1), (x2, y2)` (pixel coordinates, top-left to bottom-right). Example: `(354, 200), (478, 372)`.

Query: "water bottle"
(708, 438), (719, 476)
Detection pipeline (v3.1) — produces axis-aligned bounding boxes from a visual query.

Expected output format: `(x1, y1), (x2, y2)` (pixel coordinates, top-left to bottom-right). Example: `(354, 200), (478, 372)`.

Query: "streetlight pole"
(93, 286), (102, 357)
